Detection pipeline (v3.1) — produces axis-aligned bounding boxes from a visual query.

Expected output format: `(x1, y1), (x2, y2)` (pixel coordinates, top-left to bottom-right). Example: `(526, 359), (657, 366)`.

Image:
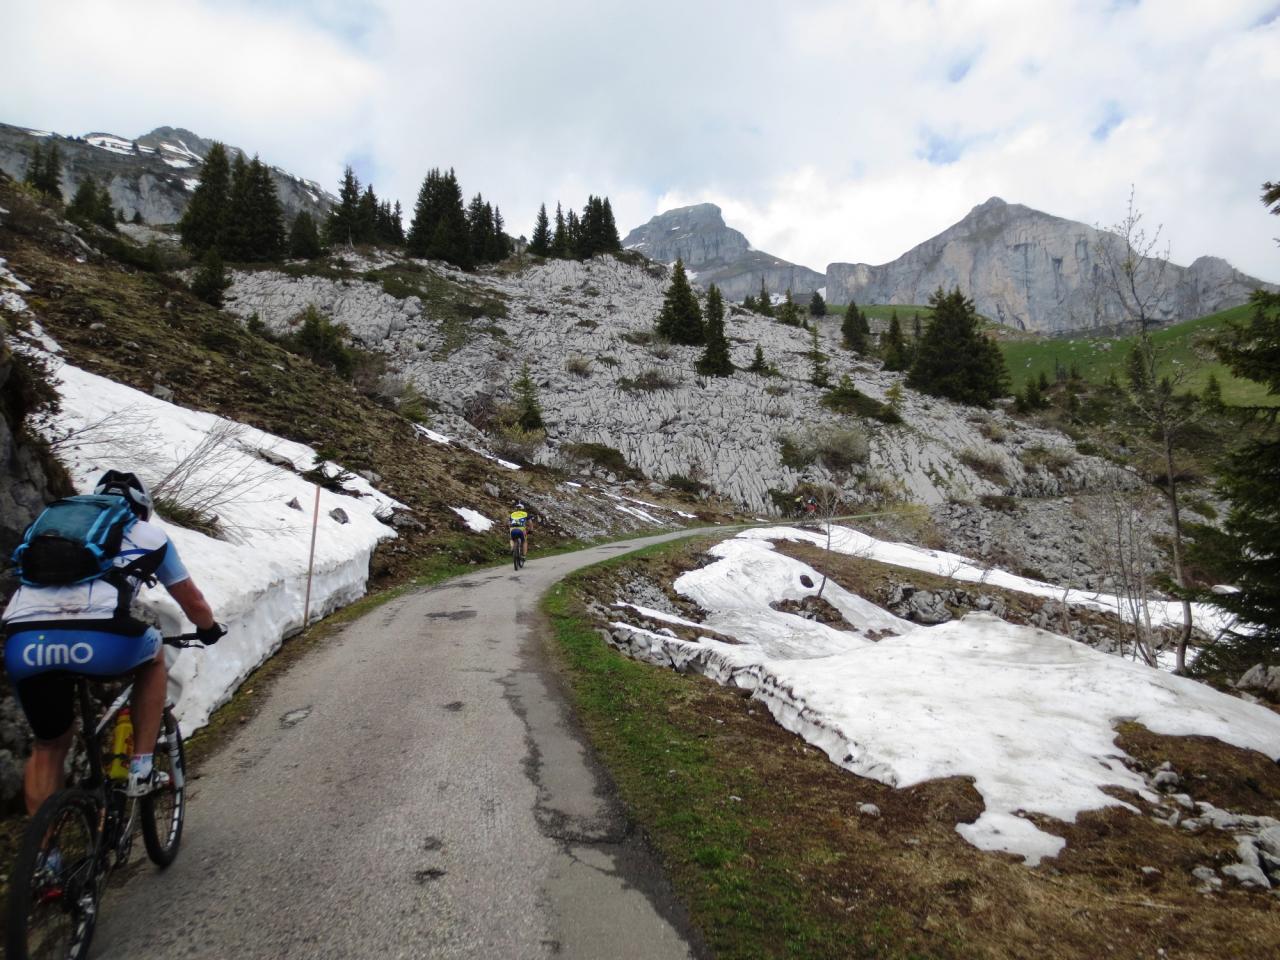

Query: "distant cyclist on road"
(509, 502), (531, 562)
(2, 470), (225, 815)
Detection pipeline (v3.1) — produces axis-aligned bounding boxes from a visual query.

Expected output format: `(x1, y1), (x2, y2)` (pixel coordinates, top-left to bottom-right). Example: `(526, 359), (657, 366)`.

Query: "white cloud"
(1, 0), (1277, 281)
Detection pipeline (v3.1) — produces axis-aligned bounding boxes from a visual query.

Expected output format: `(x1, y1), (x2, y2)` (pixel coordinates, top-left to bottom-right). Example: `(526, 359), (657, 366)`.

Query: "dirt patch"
(769, 594), (853, 628)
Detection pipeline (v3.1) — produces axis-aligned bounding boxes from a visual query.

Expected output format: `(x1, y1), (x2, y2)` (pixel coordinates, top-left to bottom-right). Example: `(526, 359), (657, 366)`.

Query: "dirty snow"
(607, 530), (1280, 865)
(451, 506), (493, 533)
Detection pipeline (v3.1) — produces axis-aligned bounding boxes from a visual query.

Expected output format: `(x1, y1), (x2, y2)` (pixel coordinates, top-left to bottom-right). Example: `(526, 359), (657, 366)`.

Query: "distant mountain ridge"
(0, 122), (335, 226)
(825, 197), (1272, 334)
(623, 203), (824, 302)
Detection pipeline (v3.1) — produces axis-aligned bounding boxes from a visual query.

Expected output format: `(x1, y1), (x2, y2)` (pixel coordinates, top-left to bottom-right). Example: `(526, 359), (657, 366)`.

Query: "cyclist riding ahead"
(2, 470), (225, 816)
(509, 502), (531, 563)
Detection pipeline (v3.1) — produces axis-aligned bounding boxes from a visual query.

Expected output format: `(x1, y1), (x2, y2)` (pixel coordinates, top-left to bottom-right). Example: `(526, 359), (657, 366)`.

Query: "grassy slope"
(999, 304), (1274, 405)
(546, 538), (1280, 960)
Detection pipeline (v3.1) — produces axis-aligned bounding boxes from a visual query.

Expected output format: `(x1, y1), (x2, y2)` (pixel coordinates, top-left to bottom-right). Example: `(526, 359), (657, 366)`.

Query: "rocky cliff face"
(826, 198), (1272, 334)
(624, 203), (825, 302)
(0, 122), (335, 226)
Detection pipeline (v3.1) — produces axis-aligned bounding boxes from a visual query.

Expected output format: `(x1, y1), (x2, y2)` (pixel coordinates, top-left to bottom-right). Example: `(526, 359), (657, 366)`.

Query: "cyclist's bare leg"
(24, 727), (74, 815)
(131, 650), (167, 761)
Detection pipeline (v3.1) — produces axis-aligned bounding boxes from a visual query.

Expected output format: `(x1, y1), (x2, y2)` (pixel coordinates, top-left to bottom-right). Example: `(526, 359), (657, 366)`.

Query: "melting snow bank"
(451, 506), (493, 532)
(605, 532), (1280, 866)
(33, 353), (400, 733)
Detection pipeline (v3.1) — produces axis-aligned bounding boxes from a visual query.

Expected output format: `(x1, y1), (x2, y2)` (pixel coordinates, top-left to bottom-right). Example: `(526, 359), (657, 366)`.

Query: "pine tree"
(67, 176), (116, 231)
(655, 260), (704, 345)
(406, 168), (470, 267)
(488, 206), (510, 261)
(248, 157), (287, 260)
(908, 288), (1010, 407)
(1202, 371), (1224, 408)
(389, 200), (406, 245)
(530, 203), (551, 255)
(742, 293), (758, 312)
(697, 284), (733, 376)
(467, 193), (491, 263)
(513, 362), (545, 431)
(809, 325), (830, 386)
(25, 142), (64, 201)
(748, 344), (770, 374)
(289, 211), (323, 258)
(179, 142), (231, 254)
(882, 313), (909, 371)
(600, 197), (621, 252)
(23, 144), (45, 192)
(1125, 342), (1151, 391)
(809, 291), (827, 317)
(777, 289), (801, 327)
(1197, 287), (1280, 667)
(222, 153), (254, 260)
(191, 249), (230, 307)
(551, 203), (569, 257)
(356, 185), (379, 244)
(756, 277), (774, 317)
(842, 301), (868, 352)
(326, 165), (362, 247)
(565, 209), (581, 258)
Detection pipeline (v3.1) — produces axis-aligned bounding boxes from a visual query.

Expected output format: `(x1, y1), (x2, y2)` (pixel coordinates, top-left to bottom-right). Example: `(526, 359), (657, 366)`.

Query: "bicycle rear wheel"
(5, 789), (101, 960)
(513, 539), (522, 570)
(141, 706), (186, 866)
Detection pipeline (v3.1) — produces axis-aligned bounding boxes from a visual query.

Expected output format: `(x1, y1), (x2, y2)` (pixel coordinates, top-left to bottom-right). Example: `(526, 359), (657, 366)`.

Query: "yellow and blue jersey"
(509, 510), (529, 531)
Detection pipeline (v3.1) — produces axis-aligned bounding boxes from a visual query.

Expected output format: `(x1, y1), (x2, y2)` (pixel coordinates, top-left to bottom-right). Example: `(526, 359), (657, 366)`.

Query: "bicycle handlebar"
(163, 633), (206, 649)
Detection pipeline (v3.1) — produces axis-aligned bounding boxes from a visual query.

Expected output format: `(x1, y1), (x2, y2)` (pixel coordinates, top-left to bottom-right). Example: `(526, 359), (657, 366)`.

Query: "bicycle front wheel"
(5, 789), (101, 960)
(141, 706), (186, 866)
(513, 540), (522, 570)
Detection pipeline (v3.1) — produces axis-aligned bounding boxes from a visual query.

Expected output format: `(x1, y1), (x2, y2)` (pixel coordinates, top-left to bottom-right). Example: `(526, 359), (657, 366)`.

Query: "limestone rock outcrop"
(623, 203), (824, 302)
(826, 197), (1273, 334)
(0, 122), (334, 226)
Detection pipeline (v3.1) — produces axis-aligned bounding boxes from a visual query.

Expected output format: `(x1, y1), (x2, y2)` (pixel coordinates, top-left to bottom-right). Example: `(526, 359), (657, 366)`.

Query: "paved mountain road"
(94, 531), (707, 959)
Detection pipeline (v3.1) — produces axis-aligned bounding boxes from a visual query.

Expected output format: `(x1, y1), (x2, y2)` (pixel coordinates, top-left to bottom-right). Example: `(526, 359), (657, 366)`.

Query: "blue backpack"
(12, 495), (141, 587)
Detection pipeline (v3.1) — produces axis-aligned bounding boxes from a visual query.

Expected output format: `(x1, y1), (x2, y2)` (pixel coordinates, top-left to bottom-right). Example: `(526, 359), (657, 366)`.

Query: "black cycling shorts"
(14, 673), (78, 741)
(510, 528), (525, 541)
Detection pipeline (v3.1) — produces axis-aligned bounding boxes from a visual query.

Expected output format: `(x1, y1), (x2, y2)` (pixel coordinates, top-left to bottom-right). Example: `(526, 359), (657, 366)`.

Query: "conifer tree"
(565, 209), (581, 257)
(742, 293), (758, 312)
(487, 206), (510, 261)
(551, 203), (569, 257)
(289, 211), (323, 258)
(191, 249), (230, 307)
(1198, 286), (1280, 666)
(68, 176), (116, 231)
(908, 288), (1009, 407)
(356, 185), (379, 244)
(326, 165), (362, 247)
(882, 312), (909, 371)
(222, 153), (254, 260)
(777, 289), (801, 327)
(809, 325), (830, 386)
(530, 203), (551, 255)
(842, 301), (868, 352)
(406, 168), (471, 267)
(697, 284), (733, 376)
(467, 193), (492, 263)
(513, 362), (545, 431)
(809, 291), (827, 317)
(655, 260), (704, 345)
(747, 344), (770, 374)
(25, 142), (64, 201)
(390, 200), (406, 245)
(179, 142), (231, 254)
(24, 144), (45, 192)
(756, 277), (774, 317)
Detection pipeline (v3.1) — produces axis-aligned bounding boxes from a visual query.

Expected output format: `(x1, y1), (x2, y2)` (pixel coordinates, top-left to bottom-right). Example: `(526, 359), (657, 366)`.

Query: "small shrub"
(957, 446), (1008, 485)
(764, 384), (788, 397)
(597, 355), (620, 368)
(565, 355), (592, 377)
(778, 436), (817, 470)
(812, 425), (870, 471)
(153, 496), (221, 537)
(575, 318), (598, 330)
(978, 419), (1007, 443)
(560, 442), (641, 479)
(621, 330), (655, 346)
(491, 425), (545, 464)
(1019, 443), (1075, 474)
(666, 474), (709, 496)
(619, 369), (676, 392)
(979, 494), (1019, 513)
(819, 376), (902, 424)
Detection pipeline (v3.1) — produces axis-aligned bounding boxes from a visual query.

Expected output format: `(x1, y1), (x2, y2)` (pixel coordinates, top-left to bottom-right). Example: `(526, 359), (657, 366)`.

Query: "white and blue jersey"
(3, 520), (189, 682)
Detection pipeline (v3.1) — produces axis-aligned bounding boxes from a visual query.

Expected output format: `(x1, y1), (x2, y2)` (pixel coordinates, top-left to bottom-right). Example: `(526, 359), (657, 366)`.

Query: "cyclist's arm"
(165, 577), (216, 631)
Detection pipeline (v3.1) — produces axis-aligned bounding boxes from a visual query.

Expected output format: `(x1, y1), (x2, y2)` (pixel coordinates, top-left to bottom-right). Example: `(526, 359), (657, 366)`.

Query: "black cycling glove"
(196, 622), (227, 645)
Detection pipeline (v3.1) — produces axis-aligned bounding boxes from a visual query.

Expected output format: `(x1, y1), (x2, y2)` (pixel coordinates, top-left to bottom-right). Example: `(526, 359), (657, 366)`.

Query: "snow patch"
(450, 507), (493, 533)
(181, 178), (201, 192)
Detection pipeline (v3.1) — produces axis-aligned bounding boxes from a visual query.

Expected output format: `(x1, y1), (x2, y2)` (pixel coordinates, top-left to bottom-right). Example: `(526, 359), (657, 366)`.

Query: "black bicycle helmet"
(94, 469), (153, 521)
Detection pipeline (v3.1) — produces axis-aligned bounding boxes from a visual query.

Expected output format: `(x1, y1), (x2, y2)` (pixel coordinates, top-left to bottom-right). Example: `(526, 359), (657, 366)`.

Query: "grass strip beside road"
(541, 539), (934, 960)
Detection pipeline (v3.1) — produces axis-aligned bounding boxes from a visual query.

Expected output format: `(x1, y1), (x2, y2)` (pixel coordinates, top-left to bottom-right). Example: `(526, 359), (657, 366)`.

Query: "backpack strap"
(104, 542), (169, 622)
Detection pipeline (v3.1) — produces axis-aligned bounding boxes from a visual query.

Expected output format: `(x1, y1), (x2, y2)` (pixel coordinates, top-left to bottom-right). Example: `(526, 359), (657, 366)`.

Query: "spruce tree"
(565, 209), (581, 257)
(513, 362), (545, 431)
(882, 312), (909, 371)
(756, 277), (774, 317)
(530, 203), (551, 255)
(601, 197), (621, 252)
(697, 284), (733, 376)
(326, 165), (362, 247)
(467, 193), (492, 263)
(809, 291), (827, 317)
(777, 289), (801, 327)
(179, 142), (231, 254)
(356, 185), (379, 244)
(742, 293), (758, 312)
(551, 203), (568, 257)
(289, 211), (323, 258)
(488, 206), (510, 261)
(842, 301), (868, 353)
(24, 144), (45, 192)
(748, 344), (770, 374)
(68, 176), (115, 231)
(809, 325), (830, 386)
(222, 153), (253, 260)
(191, 249), (230, 307)
(655, 260), (704, 345)
(908, 288), (1010, 407)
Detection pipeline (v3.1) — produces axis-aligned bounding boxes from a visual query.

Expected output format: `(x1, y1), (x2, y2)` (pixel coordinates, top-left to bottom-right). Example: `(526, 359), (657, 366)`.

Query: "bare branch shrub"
(150, 421), (278, 536)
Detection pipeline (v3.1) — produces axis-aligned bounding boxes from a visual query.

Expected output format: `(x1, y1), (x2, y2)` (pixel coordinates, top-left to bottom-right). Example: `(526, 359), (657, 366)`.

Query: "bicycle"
(5, 633), (204, 960)
(511, 534), (525, 571)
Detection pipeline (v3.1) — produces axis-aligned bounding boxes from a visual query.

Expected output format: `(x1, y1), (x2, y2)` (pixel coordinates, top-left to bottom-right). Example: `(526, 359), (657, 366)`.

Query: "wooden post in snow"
(303, 484), (321, 629)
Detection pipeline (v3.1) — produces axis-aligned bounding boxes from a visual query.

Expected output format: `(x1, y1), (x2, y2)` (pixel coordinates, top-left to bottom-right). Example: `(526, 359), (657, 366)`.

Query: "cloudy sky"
(4, 0), (1279, 280)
